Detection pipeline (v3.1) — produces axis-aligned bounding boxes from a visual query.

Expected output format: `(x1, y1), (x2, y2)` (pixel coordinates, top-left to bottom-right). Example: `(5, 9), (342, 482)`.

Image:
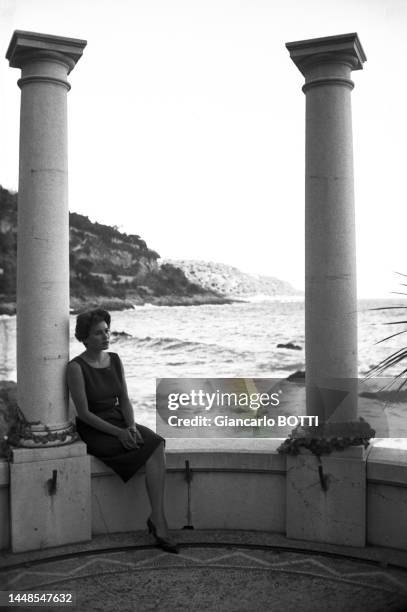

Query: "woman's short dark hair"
(75, 309), (111, 343)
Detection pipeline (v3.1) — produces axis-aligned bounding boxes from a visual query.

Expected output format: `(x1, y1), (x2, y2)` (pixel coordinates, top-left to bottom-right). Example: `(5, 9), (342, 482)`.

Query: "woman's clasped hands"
(117, 425), (144, 450)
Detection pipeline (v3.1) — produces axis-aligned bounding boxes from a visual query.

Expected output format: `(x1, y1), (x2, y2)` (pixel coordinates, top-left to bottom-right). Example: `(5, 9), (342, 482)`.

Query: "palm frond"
(375, 329), (407, 344)
(369, 306), (407, 311)
(383, 320), (407, 325)
(395, 370), (407, 391)
(368, 347), (407, 377)
(366, 276), (407, 388)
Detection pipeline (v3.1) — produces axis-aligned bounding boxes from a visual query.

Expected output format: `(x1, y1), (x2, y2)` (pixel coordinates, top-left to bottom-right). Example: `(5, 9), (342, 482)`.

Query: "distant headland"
(0, 186), (300, 315)
(163, 259), (301, 299)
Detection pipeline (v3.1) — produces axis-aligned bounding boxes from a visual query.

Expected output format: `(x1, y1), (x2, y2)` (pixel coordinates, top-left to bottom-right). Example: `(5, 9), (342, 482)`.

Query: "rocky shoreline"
(70, 292), (239, 314)
(0, 293), (240, 317)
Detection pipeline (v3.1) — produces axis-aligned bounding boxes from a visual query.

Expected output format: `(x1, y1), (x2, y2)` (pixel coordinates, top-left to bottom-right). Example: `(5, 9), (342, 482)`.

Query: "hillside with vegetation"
(0, 186), (229, 314)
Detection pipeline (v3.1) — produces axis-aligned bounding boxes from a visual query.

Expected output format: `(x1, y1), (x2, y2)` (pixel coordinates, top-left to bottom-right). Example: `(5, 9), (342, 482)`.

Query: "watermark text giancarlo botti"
(156, 378), (318, 438)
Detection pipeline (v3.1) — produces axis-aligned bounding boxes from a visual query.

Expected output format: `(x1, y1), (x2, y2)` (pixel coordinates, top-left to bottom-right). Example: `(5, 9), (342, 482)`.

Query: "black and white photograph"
(0, 1), (407, 610)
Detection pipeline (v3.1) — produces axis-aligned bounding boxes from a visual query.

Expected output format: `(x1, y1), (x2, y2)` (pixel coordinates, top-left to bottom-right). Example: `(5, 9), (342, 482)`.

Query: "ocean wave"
(166, 361), (187, 366)
(130, 303), (162, 309)
(256, 360), (305, 373)
(238, 294), (304, 303)
(123, 334), (252, 360)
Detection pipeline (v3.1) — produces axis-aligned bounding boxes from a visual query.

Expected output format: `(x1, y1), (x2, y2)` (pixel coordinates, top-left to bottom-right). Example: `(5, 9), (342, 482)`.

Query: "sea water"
(1, 298), (407, 430)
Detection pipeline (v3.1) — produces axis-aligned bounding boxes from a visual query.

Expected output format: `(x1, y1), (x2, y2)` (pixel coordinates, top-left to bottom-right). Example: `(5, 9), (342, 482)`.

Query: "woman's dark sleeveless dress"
(72, 352), (164, 483)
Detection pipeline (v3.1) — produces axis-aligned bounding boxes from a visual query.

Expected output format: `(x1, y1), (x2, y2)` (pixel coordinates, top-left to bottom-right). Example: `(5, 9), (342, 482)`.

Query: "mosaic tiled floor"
(2, 542), (407, 612)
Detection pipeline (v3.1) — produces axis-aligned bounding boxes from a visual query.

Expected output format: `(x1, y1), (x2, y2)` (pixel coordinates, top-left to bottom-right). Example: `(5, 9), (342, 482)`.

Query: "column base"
(286, 445), (370, 547)
(10, 442), (91, 552)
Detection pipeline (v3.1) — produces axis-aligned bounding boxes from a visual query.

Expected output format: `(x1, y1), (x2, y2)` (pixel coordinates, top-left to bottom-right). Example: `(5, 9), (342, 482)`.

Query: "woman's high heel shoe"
(147, 518), (179, 554)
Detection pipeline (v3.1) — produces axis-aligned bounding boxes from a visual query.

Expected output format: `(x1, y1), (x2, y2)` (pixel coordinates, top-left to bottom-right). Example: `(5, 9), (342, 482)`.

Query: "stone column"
(284, 34), (369, 549)
(286, 33), (366, 424)
(6, 31), (86, 445)
(6, 31), (91, 553)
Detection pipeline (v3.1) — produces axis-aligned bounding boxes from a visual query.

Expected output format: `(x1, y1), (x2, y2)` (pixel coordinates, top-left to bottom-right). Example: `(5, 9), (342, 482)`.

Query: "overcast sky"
(1, 0), (406, 297)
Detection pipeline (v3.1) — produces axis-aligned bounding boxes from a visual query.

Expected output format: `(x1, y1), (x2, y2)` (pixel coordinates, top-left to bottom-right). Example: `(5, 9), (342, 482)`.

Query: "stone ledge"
(165, 438), (285, 452)
(11, 441), (88, 464)
(367, 446), (407, 486)
(91, 439), (286, 477)
(2, 439), (406, 482)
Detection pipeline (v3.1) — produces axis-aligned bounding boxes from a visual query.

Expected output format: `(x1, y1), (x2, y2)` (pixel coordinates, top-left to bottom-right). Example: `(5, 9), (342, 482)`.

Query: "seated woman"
(67, 308), (178, 554)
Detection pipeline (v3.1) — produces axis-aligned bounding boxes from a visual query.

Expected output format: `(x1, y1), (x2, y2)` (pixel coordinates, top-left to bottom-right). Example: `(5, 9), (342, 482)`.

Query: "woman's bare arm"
(117, 357), (136, 428)
(117, 357), (144, 444)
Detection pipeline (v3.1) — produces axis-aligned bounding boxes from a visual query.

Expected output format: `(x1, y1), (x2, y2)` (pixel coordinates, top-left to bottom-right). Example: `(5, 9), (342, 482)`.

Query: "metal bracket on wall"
(317, 457), (329, 491)
(47, 469), (58, 495)
(183, 460), (194, 530)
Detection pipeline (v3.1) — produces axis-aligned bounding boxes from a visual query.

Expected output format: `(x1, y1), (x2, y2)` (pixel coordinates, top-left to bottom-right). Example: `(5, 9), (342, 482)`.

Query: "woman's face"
(85, 320), (110, 351)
